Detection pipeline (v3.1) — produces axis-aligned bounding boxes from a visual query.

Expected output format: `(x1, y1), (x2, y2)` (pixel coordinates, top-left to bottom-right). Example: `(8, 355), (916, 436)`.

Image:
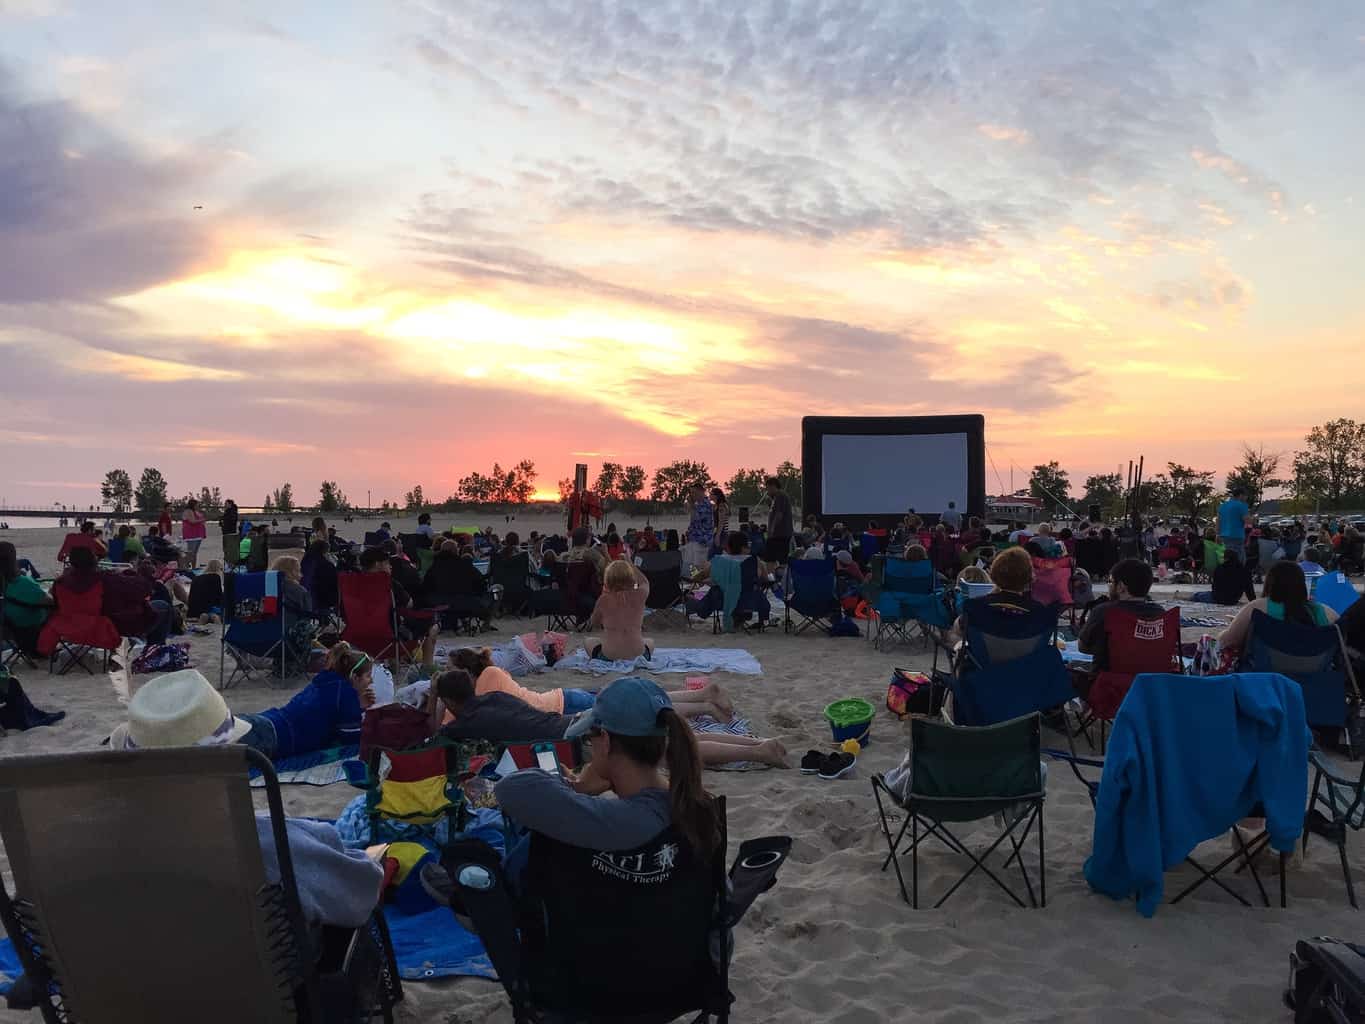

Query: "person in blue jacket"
(236, 642), (375, 760)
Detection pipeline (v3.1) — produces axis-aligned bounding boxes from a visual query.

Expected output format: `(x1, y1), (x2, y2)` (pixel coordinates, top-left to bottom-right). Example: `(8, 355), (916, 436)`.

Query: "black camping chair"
(640, 550), (684, 610)
(871, 713), (1046, 909)
(1305, 750), (1365, 908)
(1286, 937), (1365, 1021)
(428, 797), (790, 1023)
(489, 550), (533, 617)
(0, 746), (402, 1024)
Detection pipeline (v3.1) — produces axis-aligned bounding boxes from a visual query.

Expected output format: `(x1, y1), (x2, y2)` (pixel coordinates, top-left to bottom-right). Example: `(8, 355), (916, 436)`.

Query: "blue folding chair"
(949, 600), (1071, 726)
(860, 532), (883, 565)
(1314, 572), (1362, 618)
(220, 571), (295, 690)
(1239, 609), (1352, 737)
(874, 558), (951, 654)
(784, 559), (841, 635)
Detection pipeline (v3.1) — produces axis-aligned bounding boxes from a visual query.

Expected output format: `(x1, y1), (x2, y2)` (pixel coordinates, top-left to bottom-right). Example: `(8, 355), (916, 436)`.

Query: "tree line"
(1024, 417), (1365, 521)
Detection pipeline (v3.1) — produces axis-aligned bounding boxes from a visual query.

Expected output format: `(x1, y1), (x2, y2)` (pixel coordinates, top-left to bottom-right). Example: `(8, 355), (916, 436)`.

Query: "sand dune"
(1, 525), (1359, 1022)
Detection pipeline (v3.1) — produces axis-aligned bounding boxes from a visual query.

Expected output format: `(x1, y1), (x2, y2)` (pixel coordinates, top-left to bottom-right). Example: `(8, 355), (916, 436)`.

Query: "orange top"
(474, 665), (564, 714)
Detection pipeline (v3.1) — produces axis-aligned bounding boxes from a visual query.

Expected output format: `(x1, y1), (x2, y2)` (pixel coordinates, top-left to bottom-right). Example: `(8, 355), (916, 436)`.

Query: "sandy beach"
(1, 523), (1360, 1023)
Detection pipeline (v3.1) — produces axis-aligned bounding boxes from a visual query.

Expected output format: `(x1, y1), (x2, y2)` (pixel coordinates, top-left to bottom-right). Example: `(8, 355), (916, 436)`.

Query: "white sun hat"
(109, 669), (252, 751)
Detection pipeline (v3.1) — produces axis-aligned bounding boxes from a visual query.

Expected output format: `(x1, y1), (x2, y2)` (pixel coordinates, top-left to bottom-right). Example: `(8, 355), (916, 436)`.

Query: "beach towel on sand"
(246, 744), (358, 787)
(553, 647), (762, 676)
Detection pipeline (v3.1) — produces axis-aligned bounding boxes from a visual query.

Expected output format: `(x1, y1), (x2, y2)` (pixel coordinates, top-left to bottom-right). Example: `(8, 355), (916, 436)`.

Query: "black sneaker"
(800, 750), (828, 774)
(818, 752), (856, 780)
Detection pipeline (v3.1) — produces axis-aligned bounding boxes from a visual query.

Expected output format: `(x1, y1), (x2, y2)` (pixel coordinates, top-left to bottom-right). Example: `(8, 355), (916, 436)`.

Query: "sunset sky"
(3, 1), (1363, 509)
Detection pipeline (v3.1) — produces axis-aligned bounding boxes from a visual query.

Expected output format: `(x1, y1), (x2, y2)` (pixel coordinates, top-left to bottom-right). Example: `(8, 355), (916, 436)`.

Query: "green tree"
(1224, 443), (1284, 509)
(197, 486), (223, 515)
(593, 463), (623, 500)
(100, 469), (133, 513)
(1290, 419), (1365, 508)
(556, 477), (575, 503)
(650, 460), (715, 504)
(1162, 463), (1216, 522)
(1027, 461), (1072, 517)
(134, 467), (169, 519)
(505, 460), (538, 504)
(618, 465), (647, 501)
(1081, 473), (1124, 515)
(404, 484), (426, 511)
(318, 480), (349, 513)
(725, 468), (768, 507)
(457, 472), (496, 502)
(271, 483), (294, 514)
(263, 494), (275, 514)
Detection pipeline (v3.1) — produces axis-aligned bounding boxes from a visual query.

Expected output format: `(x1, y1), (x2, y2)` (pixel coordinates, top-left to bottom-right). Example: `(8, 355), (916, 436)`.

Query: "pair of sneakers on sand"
(799, 749), (856, 780)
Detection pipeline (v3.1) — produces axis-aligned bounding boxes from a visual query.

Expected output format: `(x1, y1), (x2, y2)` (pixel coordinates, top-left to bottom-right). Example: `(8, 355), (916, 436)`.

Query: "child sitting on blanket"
(447, 647), (735, 722)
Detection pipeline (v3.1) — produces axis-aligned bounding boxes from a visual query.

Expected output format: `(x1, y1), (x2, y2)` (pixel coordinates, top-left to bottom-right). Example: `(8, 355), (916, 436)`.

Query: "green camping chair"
(871, 713), (1046, 909)
(1201, 540), (1226, 582)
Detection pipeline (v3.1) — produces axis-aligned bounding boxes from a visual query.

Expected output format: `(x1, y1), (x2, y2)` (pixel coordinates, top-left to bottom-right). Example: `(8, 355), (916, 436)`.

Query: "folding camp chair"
(1046, 672), (1300, 911)
(430, 797), (791, 1023)
(1031, 556), (1075, 625)
(397, 533), (430, 563)
(364, 738), (473, 847)
(872, 713), (1046, 908)
(947, 600), (1072, 726)
(220, 571), (296, 690)
(1305, 749), (1365, 908)
(874, 557), (951, 653)
(0, 746), (402, 1024)
(544, 561), (597, 633)
(338, 572), (414, 668)
(706, 555), (771, 634)
(38, 578), (120, 676)
(1314, 572), (1362, 617)
(784, 558), (841, 635)
(1076, 536), (1106, 580)
(0, 593), (39, 671)
(1239, 610), (1356, 746)
(639, 550), (684, 610)
(363, 531), (386, 549)
(1072, 606), (1183, 751)
(489, 550), (533, 617)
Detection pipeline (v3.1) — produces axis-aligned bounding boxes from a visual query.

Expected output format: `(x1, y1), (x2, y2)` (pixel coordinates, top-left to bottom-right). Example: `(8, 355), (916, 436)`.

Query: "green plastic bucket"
(823, 697), (875, 747)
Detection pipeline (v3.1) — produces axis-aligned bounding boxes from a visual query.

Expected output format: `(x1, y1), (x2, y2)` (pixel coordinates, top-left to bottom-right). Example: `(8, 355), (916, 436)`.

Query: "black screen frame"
(801, 415), (986, 527)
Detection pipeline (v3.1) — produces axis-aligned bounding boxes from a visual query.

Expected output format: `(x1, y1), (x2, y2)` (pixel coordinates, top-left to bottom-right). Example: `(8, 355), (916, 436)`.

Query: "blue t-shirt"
(1217, 499), (1248, 540)
(262, 670), (363, 759)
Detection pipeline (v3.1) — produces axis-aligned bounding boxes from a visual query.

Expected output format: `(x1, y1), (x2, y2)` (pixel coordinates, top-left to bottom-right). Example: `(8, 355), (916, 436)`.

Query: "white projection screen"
(820, 433), (968, 515)
(801, 415), (985, 524)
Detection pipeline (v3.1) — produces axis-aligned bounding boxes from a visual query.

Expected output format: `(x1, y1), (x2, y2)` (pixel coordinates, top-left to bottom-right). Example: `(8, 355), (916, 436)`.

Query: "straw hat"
(109, 669), (252, 750)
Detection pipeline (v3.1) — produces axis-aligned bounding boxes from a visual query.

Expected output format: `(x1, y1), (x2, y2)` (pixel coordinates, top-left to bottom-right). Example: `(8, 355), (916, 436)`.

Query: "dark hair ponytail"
(660, 709), (719, 857)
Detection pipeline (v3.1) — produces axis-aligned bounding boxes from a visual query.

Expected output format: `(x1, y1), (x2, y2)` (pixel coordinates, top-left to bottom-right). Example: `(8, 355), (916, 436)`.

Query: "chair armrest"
(725, 836), (792, 927)
(1310, 748), (1363, 788)
(433, 839), (522, 1004)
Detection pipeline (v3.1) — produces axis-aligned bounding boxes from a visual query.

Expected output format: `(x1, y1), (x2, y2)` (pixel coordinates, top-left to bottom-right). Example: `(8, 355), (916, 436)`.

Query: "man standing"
(764, 476), (794, 564)
(941, 501), (962, 531)
(1218, 487), (1251, 563)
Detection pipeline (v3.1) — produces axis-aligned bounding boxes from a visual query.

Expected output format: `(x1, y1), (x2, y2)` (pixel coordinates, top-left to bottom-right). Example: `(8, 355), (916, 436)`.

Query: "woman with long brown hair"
(1219, 559), (1339, 655)
(494, 677), (723, 864)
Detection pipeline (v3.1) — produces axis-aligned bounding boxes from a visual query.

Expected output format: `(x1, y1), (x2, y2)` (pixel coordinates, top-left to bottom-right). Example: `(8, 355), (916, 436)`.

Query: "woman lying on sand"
(428, 668), (788, 768)
(448, 646), (735, 722)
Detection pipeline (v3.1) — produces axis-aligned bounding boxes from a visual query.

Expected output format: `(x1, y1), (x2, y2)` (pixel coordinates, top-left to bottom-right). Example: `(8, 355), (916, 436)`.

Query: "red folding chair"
(1077, 605), (1183, 750)
(338, 572), (404, 665)
(37, 579), (121, 675)
(55, 533), (101, 565)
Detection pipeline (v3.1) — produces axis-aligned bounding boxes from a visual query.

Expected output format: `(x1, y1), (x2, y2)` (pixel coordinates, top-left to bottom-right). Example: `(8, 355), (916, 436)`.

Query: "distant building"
(987, 492), (1046, 524)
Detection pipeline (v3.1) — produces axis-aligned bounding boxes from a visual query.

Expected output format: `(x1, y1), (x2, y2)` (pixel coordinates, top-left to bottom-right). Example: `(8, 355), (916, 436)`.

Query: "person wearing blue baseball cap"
(495, 677), (788, 869)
